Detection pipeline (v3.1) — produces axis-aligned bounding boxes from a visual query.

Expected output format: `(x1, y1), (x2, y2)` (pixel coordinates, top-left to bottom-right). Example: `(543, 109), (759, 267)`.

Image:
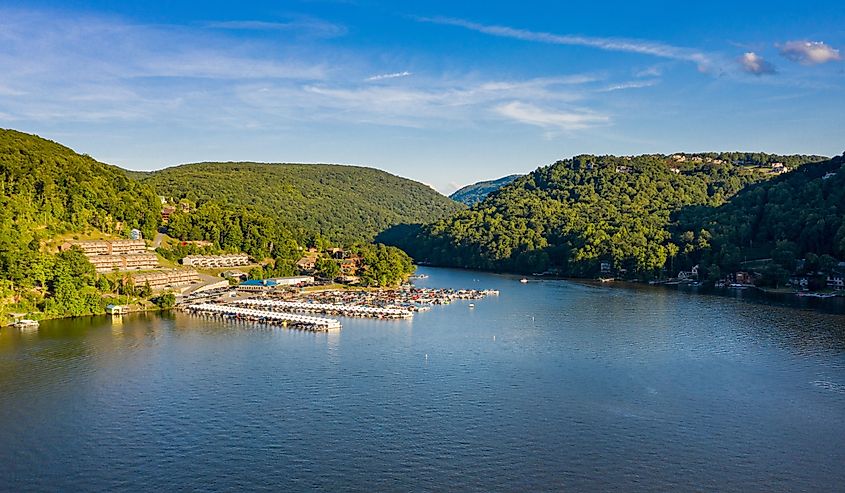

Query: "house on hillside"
(770, 162), (787, 175)
(296, 254), (318, 272)
(161, 206), (176, 223)
(789, 276), (810, 290)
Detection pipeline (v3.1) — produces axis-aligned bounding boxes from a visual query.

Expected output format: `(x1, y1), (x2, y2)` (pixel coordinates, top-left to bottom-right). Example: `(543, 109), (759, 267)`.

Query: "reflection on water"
(1, 267), (844, 492)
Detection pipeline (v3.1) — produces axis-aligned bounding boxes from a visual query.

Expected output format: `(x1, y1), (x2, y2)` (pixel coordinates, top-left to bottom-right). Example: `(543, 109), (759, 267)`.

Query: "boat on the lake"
(14, 319), (39, 329)
(797, 292), (837, 298)
(520, 278), (528, 283)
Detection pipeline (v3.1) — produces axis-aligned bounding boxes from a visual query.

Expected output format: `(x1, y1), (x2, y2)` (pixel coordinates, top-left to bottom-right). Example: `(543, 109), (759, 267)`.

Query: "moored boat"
(14, 319), (39, 329)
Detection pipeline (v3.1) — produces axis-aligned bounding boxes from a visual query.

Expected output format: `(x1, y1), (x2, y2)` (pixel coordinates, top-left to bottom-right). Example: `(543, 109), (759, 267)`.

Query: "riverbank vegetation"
(390, 152), (832, 281)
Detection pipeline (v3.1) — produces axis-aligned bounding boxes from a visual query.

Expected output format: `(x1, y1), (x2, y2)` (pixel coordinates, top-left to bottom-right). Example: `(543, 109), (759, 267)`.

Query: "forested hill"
(450, 174), (521, 206)
(389, 152), (829, 277)
(674, 153), (845, 284)
(0, 129), (163, 319)
(0, 129), (161, 242)
(142, 162), (463, 243)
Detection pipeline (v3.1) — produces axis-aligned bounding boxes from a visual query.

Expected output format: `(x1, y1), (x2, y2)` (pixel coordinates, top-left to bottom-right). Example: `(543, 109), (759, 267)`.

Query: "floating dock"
(232, 298), (414, 319)
(186, 303), (342, 331)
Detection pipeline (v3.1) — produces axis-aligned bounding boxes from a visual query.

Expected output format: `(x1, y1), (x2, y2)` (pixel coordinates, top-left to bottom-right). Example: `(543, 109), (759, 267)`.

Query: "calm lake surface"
(2, 267), (845, 492)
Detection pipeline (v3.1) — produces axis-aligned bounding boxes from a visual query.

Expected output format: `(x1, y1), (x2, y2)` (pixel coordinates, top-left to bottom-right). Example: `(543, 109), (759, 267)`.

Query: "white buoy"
(493, 335), (496, 341)
(425, 353), (428, 360)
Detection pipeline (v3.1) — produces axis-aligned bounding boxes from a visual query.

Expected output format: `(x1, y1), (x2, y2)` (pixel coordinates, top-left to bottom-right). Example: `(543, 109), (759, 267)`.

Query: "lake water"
(2, 267), (845, 491)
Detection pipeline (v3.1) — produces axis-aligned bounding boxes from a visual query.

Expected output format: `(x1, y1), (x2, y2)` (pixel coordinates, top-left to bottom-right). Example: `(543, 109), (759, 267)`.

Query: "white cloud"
(598, 80), (659, 92)
(635, 66), (663, 78)
(204, 18), (347, 38)
(0, 7), (616, 138)
(739, 52), (776, 75)
(366, 71), (412, 81)
(235, 74), (599, 129)
(418, 17), (714, 72)
(778, 40), (841, 65)
(494, 101), (609, 130)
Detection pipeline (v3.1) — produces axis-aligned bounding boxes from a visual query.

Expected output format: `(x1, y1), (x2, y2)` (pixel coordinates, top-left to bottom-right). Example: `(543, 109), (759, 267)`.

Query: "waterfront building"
(237, 277), (312, 292)
(237, 279), (282, 293)
(105, 304), (128, 315)
(269, 276), (314, 286)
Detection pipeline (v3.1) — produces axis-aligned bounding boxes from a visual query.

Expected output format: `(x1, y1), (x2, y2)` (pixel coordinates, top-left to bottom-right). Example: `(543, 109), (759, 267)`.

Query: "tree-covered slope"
(674, 153), (845, 283)
(0, 129), (161, 244)
(393, 152), (827, 277)
(142, 162), (463, 243)
(0, 129), (162, 320)
(450, 174), (521, 206)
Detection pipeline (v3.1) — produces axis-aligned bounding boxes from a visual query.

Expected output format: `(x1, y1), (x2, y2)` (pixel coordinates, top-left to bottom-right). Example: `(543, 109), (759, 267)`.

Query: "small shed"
(106, 304), (128, 315)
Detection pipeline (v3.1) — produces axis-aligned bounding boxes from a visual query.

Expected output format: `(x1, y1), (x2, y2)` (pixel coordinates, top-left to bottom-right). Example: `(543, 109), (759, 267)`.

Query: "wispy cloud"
(739, 52), (776, 75)
(234, 73), (600, 130)
(778, 40), (841, 65)
(597, 80), (659, 92)
(204, 17), (347, 38)
(366, 71), (412, 81)
(417, 16), (714, 72)
(494, 101), (609, 131)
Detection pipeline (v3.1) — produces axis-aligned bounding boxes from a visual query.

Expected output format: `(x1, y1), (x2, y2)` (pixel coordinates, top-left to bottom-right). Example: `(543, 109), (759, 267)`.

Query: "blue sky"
(1, 1), (843, 193)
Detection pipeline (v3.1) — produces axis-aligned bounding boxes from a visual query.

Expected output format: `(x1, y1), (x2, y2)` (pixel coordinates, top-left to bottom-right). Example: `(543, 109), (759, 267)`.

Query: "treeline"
(389, 153), (831, 278)
(141, 161), (462, 243)
(245, 243), (414, 288)
(166, 202), (414, 286)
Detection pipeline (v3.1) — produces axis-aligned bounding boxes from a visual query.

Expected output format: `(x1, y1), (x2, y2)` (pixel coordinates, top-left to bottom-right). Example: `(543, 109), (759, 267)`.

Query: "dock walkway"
(186, 303), (342, 331)
(232, 298), (414, 319)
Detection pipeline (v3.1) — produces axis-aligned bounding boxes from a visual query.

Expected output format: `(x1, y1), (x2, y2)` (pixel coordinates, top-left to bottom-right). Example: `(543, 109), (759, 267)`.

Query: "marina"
(232, 299), (415, 319)
(181, 285), (500, 330)
(185, 303), (342, 331)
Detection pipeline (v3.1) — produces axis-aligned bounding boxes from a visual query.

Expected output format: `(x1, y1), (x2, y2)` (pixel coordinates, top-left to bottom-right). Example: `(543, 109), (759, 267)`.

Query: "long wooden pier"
(186, 303), (342, 331)
(231, 298), (414, 319)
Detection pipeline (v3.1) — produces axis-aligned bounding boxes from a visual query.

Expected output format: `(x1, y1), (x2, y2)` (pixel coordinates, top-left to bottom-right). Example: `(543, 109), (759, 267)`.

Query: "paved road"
(152, 232), (165, 249)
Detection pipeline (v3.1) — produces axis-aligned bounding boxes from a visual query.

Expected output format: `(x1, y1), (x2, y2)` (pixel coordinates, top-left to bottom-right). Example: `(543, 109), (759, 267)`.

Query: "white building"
(182, 254), (250, 268)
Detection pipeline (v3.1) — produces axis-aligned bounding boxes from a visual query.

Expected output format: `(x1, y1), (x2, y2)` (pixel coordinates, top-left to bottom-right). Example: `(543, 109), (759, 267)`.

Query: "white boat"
(14, 319), (39, 329)
(468, 303), (475, 309)
(520, 278), (528, 283)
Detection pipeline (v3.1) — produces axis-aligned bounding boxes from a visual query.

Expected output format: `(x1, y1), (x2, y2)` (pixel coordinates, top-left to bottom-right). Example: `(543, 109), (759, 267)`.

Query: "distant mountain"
(449, 174), (522, 206)
(390, 152), (829, 277)
(142, 161), (463, 243)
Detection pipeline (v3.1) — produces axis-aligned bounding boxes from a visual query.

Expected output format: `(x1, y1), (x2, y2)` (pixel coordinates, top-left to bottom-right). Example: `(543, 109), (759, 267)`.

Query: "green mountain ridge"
(388, 152), (832, 278)
(142, 161), (463, 243)
(675, 153), (845, 284)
